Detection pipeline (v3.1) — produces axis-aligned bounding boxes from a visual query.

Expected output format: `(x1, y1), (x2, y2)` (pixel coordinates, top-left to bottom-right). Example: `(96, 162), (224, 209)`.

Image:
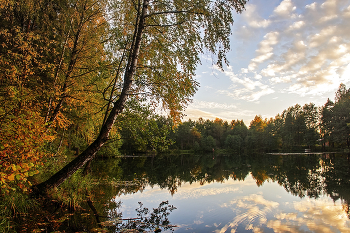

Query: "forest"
(119, 83), (350, 154)
(0, 0), (247, 192)
(1, 0), (350, 231)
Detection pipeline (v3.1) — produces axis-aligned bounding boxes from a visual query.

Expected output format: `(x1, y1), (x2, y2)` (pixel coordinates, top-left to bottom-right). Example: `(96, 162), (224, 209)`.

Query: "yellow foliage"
(0, 0), (113, 194)
(0, 111), (54, 192)
(249, 115), (267, 132)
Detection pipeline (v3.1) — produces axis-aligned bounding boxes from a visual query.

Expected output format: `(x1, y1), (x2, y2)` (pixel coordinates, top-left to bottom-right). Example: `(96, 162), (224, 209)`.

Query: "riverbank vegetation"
(0, 0), (249, 230)
(1, 0), (350, 231)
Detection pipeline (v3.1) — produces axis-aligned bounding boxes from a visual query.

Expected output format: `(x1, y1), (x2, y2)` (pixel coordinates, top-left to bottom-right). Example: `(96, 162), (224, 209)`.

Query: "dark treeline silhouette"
(121, 83), (350, 154)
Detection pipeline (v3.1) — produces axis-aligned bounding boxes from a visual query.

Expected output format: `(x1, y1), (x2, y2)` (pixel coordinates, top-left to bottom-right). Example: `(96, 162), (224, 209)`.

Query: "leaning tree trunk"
(32, 0), (150, 195)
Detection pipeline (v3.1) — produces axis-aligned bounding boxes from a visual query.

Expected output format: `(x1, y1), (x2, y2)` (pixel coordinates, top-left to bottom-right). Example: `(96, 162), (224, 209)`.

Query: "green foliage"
(175, 120), (196, 150)
(116, 101), (174, 153)
(193, 141), (201, 151)
(96, 139), (122, 158)
(320, 84), (350, 149)
(225, 135), (242, 152)
(201, 135), (216, 152)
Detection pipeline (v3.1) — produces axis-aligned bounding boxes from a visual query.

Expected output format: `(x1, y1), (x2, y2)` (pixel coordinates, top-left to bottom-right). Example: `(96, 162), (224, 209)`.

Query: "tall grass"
(47, 169), (96, 210)
(0, 191), (37, 232)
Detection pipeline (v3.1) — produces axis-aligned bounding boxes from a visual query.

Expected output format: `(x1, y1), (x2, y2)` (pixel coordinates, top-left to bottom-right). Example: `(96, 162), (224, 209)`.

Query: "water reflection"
(109, 153), (348, 200)
(20, 153), (350, 232)
(104, 153), (350, 232)
(218, 194), (350, 233)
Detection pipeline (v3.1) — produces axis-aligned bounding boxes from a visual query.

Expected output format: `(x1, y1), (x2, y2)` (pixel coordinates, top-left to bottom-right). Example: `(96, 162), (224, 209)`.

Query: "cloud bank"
(183, 0), (350, 124)
(227, 0), (350, 100)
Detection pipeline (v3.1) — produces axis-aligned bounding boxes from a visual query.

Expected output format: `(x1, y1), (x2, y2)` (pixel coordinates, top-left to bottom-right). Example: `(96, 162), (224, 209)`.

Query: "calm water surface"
(25, 153), (350, 232)
(95, 153), (350, 232)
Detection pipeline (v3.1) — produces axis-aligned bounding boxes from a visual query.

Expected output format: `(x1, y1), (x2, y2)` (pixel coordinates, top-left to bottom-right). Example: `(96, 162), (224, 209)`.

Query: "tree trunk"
(32, 0), (149, 195)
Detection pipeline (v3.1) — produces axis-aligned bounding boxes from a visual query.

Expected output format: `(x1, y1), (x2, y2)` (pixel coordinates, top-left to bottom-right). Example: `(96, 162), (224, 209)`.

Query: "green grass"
(47, 169), (96, 210)
(0, 191), (37, 232)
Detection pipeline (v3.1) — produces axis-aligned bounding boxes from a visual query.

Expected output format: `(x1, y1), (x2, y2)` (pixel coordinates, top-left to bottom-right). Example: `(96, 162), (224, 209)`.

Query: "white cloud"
(190, 0), (350, 125)
(273, 0), (296, 17)
(214, 67), (275, 101)
(216, 110), (256, 120)
(238, 0), (350, 97)
(344, 5), (350, 18)
(269, 74), (293, 83)
(305, 2), (316, 10)
(287, 20), (305, 31)
(242, 4), (271, 28)
(341, 63), (350, 80)
(218, 85), (274, 102)
(182, 108), (218, 121)
(189, 100), (237, 110)
(241, 68), (249, 73)
(183, 101), (256, 124)
(254, 74), (262, 80)
(174, 186), (240, 200)
(249, 32), (279, 71)
(216, 194), (279, 233)
(267, 198), (350, 233)
(309, 26), (337, 48)
(215, 194), (350, 233)
(235, 25), (256, 41)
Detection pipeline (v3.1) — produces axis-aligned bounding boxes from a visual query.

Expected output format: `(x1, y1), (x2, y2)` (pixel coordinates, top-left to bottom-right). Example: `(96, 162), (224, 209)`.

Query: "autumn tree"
(0, 0), (113, 192)
(33, 0), (248, 194)
(0, 0), (62, 191)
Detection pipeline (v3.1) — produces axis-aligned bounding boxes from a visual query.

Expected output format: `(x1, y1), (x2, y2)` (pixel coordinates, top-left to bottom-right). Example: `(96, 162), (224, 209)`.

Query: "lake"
(85, 153), (350, 233)
(24, 153), (350, 232)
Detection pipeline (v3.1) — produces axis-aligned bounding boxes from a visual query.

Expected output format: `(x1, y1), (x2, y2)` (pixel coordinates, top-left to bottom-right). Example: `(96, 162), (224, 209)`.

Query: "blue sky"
(183, 0), (350, 125)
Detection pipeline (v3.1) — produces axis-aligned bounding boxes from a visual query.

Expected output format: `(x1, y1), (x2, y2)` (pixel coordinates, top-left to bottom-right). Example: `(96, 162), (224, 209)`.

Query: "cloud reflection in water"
(216, 194), (350, 233)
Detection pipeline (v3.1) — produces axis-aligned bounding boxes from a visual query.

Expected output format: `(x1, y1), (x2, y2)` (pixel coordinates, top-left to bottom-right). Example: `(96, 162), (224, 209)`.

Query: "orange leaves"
(1, 162), (38, 187)
(0, 0), (112, 194)
(214, 118), (223, 125)
(249, 115), (267, 132)
(54, 112), (72, 130)
(251, 170), (269, 187)
(190, 127), (201, 140)
(0, 111), (54, 192)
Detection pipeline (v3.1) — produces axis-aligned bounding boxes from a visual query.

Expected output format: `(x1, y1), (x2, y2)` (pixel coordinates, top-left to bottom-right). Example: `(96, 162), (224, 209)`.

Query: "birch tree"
(33, 0), (248, 195)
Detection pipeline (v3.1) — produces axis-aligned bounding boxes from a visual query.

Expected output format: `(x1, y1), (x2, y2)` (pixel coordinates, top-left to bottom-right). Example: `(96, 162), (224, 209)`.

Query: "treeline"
(120, 84), (350, 154)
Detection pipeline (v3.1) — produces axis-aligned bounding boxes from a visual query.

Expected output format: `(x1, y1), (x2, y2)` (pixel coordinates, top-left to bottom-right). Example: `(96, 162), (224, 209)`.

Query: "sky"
(183, 0), (350, 125)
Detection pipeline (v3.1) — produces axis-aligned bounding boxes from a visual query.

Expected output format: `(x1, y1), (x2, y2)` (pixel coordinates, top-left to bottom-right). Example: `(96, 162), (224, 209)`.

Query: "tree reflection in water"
(322, 153), (350, 218)
(110, 153), (350, 219)
(17, 153), (350, 231)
